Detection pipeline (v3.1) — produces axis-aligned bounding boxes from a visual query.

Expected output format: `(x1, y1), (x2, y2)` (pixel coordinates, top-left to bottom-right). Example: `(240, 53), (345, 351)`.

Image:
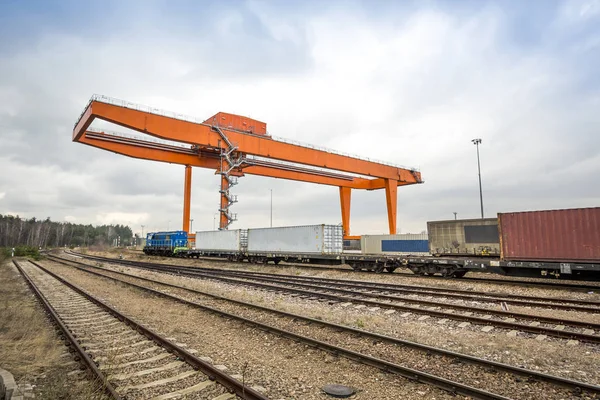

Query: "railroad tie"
(212, 394), (237, 400)
(117, 370), (199, 392)
(101, 353), (171, 370)
(86, 339), (152, 353)
(110, 360), (184, 381)
(150, 379), (214, 400)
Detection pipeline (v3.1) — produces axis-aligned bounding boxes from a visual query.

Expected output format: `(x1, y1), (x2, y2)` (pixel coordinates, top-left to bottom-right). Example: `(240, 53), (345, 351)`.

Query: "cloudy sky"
(1, 0), (599, 236)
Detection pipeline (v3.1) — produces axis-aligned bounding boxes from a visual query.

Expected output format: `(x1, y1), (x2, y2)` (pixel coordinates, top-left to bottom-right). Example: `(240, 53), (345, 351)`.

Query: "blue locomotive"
(143, 231), (189, 256)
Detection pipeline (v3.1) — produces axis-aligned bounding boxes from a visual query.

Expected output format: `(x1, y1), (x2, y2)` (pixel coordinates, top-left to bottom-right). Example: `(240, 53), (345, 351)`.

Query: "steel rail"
(25, 260), (269, 400)
(12, 260), (122, 400)
(69, 250), (600, 292)
(65, 252), (600, 312)
(194, 270), (600, 328)
(47, 254), (600, 395)
(175, 266), (600, 310)
(84, 256), (599, 328)
(137, 263), (600, 313)
(71, 255), (600, 344)
(65, 252), (600, 308)
(42, 256), (511, 400)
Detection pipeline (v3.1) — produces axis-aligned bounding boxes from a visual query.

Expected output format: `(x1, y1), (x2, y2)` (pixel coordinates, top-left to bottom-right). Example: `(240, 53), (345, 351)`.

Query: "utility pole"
(270, 189), (273, 227)
(453, 212), (457, 220)
(471, 138), (484, 219)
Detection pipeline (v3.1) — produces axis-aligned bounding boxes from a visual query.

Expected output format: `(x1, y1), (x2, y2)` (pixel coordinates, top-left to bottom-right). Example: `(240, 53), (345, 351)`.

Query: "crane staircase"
(213, 126), (244, 229)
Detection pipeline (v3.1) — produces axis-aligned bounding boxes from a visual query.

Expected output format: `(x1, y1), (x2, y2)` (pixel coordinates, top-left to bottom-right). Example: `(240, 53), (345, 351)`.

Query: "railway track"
(67, 251), (600, 307)
(109, 261), (600, 313)
(193, 269), (600, 313)
(197, 269), (600, 312)
(45, 254), (600, 399)
(61, 253), (600, 344)
(72, 250), (600, 292)
(12, 259), (267, 400)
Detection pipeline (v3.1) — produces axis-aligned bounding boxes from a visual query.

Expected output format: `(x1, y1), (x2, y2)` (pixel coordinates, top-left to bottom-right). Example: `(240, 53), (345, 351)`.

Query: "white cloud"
(95, 212), (150, 226)
(1, 2), (599, 235)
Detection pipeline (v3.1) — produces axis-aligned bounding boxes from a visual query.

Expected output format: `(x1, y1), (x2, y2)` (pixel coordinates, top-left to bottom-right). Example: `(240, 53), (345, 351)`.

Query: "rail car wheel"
(408, 265), (426, 275)
(452, 270), (467, 278)
(439, 269), (453, 278)
(385, 266), (397, 273)
(349, 263), (362, 271)
(373, 264), (385, 273)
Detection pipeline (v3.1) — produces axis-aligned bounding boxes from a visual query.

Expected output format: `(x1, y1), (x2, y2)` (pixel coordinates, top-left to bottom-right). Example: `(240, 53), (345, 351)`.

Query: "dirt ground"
(0, 258), (109, 400)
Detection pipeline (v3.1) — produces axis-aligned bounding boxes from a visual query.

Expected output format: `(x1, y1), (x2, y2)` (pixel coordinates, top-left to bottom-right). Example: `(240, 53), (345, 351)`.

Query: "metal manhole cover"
(322, 384), (355, 398)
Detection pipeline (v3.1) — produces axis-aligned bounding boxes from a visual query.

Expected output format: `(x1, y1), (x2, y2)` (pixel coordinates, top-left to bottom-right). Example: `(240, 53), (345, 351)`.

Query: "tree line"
(0, 214), (134, 249)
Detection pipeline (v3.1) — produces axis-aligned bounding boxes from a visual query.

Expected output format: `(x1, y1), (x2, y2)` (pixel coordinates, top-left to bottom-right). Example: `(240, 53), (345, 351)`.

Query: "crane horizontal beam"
(80, 131), (410, 189)
(73, 98), (422, 184)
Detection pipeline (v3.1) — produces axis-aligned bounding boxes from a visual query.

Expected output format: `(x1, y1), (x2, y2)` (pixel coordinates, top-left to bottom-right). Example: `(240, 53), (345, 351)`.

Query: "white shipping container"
(247, 224), (343, 254)
(195, 229), (247, 252)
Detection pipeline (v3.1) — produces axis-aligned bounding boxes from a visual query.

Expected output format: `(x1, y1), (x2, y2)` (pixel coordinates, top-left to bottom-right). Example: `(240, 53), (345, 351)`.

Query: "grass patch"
(0, 261), (109, 399)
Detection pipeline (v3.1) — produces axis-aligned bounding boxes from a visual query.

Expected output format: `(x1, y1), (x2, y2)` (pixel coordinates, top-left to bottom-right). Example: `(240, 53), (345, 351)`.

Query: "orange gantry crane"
(72, 95), (423, 239)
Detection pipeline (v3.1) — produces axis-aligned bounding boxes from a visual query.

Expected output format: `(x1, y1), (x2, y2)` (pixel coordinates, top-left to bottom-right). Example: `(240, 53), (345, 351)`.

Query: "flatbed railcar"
(176, 248), (600, 279)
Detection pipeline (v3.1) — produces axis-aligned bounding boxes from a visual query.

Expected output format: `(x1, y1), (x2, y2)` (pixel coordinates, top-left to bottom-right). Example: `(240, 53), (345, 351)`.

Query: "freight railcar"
(143, 231), (189, 256)
(144, 207), (600, 280)
(188, 224), (344, 265)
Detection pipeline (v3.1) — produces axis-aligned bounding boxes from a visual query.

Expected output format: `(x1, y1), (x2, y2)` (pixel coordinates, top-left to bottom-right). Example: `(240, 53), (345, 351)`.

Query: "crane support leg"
(219, 176), (230, 229)
(183, 165), (192, 232)
(339, 187), (351, 238)
(385, 178), (398, 234)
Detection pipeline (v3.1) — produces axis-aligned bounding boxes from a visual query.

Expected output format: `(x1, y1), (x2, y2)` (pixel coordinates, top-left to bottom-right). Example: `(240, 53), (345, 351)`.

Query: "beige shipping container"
(361, 233), (429, 255)
(427, 218), (500, 256)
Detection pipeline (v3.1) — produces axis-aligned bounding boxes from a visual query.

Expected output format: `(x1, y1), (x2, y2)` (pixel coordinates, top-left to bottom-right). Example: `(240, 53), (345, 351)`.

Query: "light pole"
(190, 218), (194, 232)
(270, 189), (273, 227)
(453, 212), (457, 220)
(141, 225), (145, 238)
(471, 138), (484, 219)
(213, 214), (216, 230)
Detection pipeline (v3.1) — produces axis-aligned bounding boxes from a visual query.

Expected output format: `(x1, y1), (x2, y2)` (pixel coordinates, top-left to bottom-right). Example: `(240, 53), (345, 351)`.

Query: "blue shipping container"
(381, 240), (429, 253)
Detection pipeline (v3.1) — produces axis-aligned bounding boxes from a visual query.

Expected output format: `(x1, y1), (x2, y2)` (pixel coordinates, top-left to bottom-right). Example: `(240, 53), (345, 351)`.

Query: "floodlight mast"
(471, 138), (484, 219)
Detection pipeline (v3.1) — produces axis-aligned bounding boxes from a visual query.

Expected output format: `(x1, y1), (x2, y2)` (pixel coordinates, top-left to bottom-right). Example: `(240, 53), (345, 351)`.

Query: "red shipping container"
(203, 112), (267, 136)
(499, 207), (600, 263)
